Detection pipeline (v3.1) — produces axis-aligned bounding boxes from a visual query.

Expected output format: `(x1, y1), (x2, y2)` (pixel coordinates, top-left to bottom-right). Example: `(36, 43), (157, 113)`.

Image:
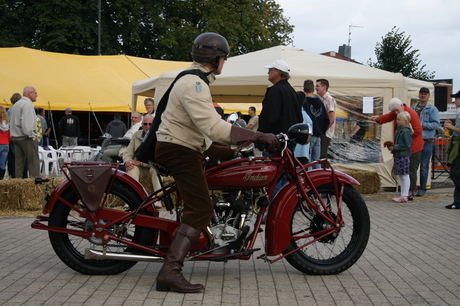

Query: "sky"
(275, 0), (460, 90)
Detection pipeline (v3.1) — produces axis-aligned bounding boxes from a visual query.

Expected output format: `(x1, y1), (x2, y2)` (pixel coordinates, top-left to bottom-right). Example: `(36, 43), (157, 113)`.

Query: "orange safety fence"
(433, 138), (450, 170)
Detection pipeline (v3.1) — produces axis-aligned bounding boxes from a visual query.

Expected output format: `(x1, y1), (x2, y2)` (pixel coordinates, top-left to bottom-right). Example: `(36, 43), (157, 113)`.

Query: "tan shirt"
(247, 115), (259, 131)
(156, 63), (232, 153)
(122, 129), (150, 168)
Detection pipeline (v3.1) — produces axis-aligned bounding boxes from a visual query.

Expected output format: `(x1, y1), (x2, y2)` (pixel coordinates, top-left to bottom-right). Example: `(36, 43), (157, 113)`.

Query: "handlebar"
(277, 133), (287, 144)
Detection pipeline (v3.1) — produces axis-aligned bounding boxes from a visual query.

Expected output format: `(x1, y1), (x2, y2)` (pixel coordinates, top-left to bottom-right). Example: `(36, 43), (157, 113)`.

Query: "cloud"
(276, 0), (459, 85)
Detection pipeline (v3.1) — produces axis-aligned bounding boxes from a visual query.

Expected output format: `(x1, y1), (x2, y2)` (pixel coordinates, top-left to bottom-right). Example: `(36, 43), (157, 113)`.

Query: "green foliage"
(368, 27), (435, 81)
(35, 0), (98, 55)
(0, 0), (293, 60)
(0, 0), (36, 48)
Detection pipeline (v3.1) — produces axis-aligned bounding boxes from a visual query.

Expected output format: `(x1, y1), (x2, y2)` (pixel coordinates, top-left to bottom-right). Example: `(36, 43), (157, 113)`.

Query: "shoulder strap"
(151, 69), (211, 129)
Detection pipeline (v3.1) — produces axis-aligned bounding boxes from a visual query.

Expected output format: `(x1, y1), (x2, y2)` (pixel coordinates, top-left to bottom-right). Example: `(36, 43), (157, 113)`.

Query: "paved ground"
(1, 173), (459, 306)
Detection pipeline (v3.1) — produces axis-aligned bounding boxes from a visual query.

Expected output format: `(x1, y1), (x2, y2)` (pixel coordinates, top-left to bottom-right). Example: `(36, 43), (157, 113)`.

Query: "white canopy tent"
(132, 46), (434, 187)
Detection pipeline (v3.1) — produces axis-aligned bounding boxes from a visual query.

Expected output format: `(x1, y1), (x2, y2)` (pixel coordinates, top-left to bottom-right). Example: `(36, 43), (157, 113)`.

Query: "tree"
(33, 0), (98, 55)
(368, 27), (435, 81)
(0, 0), (294, 60)
(0, 0), (37, 48)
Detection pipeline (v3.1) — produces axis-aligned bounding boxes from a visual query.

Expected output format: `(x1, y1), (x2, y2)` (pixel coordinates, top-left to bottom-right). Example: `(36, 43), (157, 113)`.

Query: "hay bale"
(0, 175), (172, 212)
(139, 178), (153, 194)
(139, 177), (175, 194)
(341, 170), (380, 194)
(0, 177), (64, 211)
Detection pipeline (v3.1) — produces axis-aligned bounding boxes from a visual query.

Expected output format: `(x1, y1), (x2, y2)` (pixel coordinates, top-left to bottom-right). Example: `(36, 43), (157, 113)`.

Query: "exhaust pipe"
(84, 249), (164, 262)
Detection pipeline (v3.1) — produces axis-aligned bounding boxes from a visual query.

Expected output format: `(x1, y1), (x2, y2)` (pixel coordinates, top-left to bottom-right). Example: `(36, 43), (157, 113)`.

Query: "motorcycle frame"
(32, 145), (359, 263)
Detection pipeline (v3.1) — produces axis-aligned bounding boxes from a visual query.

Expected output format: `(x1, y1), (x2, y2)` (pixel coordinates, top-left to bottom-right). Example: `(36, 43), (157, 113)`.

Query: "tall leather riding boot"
(156, 223), (204, 293)
(0, 169), (5, 180)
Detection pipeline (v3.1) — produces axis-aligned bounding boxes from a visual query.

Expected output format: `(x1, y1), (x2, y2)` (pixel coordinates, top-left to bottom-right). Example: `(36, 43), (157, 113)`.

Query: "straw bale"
(139, 177), (177, 208)
(341, 170), (381, 194)
(0, 175), (171, 212)
(0, 177), (64, 211)
(139, 177), (175, 194)
(139, 178), (153, 194)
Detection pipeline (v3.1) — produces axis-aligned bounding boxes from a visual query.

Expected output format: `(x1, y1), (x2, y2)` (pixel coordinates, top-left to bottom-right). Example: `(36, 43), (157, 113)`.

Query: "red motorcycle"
(32, 125), (370, 276)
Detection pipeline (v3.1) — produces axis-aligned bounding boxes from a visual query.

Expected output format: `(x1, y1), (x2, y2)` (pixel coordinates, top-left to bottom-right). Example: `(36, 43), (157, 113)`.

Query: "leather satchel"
(68, 164), (113, 212)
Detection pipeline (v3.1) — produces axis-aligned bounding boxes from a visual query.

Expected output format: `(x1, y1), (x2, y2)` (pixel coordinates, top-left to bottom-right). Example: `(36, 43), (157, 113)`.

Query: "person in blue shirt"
(294, 91), (312, 164)
(411, 87), (440, 197)
(302, 80), (329, 169)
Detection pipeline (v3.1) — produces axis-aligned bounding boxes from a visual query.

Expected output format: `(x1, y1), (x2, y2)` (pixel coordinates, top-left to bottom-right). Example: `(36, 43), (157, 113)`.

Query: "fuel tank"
(206, 158), (278, 188)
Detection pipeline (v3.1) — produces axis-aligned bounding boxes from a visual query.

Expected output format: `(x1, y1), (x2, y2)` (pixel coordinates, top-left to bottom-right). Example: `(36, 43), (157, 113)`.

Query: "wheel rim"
(290, 191), (357, 263)
(60, 191), (138, 263)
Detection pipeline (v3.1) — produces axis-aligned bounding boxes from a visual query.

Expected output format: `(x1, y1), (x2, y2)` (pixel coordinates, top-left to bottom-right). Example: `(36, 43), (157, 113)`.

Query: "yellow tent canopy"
(0, 47), (190, 112)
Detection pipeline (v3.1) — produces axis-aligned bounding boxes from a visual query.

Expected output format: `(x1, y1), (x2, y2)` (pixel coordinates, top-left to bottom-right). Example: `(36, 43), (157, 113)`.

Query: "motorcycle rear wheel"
(48, 179), (149, 275)
(284, 183), (370, 275)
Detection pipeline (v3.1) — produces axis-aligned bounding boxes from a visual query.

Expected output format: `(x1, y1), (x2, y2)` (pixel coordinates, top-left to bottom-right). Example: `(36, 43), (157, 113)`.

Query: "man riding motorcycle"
(154, 32), (279, 293)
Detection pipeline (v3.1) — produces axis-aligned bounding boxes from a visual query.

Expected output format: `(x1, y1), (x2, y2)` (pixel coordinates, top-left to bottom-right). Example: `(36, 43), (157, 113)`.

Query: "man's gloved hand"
(230, 126), (280, 152)
(252, 131), (279, 153)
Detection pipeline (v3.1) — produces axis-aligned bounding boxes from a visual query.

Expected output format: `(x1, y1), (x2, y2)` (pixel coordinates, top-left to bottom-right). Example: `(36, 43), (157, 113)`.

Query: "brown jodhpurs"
(155, 142), (235, 232)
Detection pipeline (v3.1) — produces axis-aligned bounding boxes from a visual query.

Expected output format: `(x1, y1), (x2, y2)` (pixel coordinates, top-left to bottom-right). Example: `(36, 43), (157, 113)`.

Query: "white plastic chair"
(73, 146), (92, 161)
(58, 147), (85, 162)
(38, 147), (60, 176)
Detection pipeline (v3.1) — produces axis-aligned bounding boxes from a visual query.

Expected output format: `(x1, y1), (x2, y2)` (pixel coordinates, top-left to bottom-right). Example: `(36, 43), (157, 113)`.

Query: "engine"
(209, 189), (265, 254)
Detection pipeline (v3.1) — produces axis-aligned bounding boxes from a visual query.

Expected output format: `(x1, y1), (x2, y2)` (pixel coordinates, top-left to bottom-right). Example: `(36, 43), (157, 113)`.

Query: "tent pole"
(89, 103), (103, 136)
(88, 111), (91, 146)
(47, 102), (59, 149)
(126, 104), (132, 128)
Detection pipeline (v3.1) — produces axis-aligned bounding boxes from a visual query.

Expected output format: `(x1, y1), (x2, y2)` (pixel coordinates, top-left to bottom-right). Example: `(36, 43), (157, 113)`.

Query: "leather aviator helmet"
(192, 32), (230, 68)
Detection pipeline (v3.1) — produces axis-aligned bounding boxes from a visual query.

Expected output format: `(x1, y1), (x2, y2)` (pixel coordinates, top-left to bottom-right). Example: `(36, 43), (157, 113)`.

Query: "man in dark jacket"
(258, 59), (302, 199)
(105, 113), (127, 139)
(258, 59), (302, 136)
(58, 107), (80, 147)
(303, 80), (330, 168)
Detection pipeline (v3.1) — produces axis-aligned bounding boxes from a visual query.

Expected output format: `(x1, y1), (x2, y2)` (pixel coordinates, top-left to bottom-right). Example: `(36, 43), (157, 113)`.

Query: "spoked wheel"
(284, 183), (370, 275)
(48, 179), (153, 275)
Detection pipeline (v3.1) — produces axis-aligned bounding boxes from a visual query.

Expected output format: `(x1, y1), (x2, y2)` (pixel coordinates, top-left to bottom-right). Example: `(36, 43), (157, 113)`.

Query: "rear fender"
(264, 169), (358, 256)
(43, 169), (148, 214)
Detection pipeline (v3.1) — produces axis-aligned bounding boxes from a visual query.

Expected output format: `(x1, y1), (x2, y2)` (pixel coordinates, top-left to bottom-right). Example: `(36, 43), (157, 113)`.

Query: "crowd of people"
(149, 33), (458, 293)
(2, 88), (164, 223)
(1, 32), (459, 294)
(0, 86), (159, 183)
(371, 88), (444, 202)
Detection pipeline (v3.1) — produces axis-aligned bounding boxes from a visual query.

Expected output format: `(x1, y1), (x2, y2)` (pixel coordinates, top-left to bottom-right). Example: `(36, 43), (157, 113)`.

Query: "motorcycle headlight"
(287, 123), (312, 145)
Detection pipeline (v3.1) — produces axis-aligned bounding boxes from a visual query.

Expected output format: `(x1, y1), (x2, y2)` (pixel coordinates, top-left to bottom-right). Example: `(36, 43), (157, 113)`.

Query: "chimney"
(338, 44), (351, 59)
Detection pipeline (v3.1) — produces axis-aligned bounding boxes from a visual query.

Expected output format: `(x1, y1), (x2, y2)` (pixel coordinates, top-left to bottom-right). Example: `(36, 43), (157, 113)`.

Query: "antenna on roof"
(348, 24), (363, 46)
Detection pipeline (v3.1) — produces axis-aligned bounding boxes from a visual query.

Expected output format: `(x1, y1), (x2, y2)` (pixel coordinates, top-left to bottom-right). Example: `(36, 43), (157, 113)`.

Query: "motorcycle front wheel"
(48, 179), (151, 275)
(284, 183), (370, 275)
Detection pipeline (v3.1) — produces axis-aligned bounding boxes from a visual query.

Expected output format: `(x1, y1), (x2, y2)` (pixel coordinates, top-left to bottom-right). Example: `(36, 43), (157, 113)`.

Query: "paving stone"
(1, 173), (459, 305)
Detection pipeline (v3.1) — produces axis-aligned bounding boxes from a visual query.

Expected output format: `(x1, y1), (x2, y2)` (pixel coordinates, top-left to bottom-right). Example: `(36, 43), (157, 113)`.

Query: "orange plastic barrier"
(433, 138), (450, 170)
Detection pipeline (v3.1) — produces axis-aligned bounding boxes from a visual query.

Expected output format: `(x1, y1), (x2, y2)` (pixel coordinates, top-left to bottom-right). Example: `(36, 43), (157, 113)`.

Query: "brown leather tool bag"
(68, 164), (113, 212)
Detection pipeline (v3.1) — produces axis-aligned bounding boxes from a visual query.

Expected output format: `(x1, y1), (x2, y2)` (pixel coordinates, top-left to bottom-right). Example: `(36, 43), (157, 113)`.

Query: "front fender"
(43, 169), (149, 214)
(264, 169), (359, 256)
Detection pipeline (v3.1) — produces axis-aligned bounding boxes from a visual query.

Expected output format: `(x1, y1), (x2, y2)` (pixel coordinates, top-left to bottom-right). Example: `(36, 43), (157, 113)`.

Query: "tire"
(284, 183), (370, 275)
(48, 179), (150, 275)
